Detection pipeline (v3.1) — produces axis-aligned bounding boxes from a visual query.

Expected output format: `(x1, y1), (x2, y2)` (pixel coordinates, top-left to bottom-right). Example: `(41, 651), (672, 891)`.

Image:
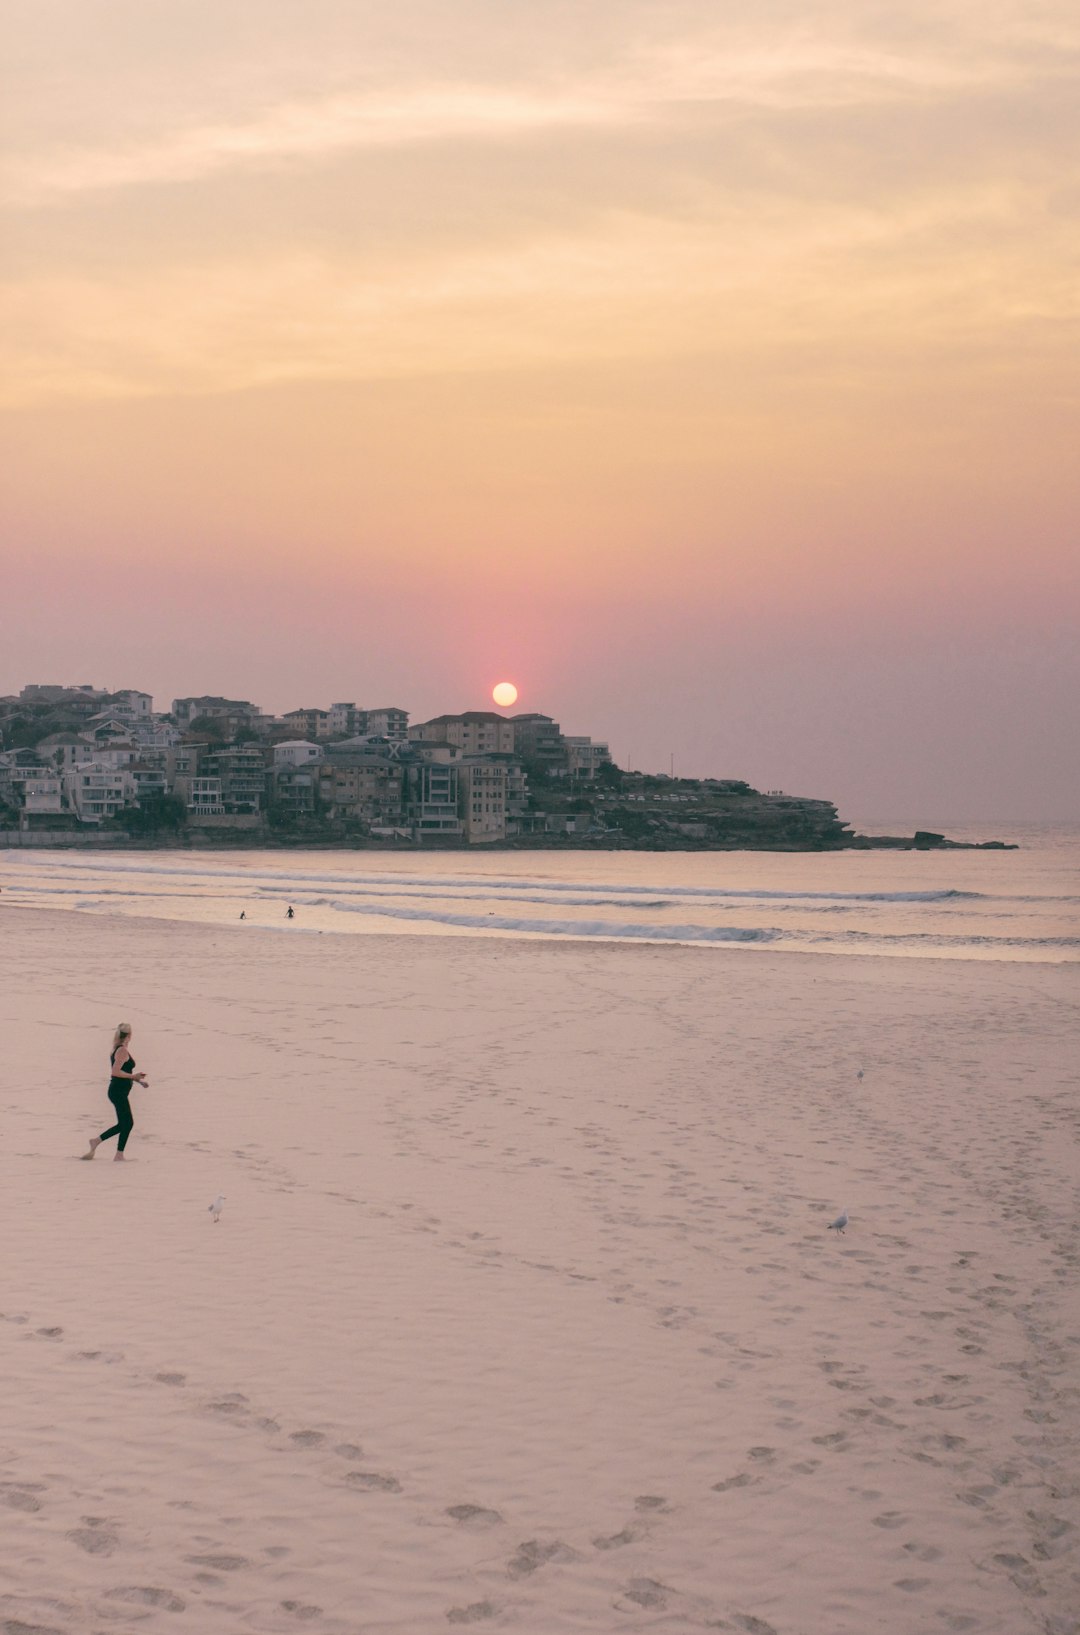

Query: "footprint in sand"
(616, 1578), (669, 1610)
(155, 1371), (186, 1386)
(184, 1553), (251, 1572)
(1, 1479), (48, 1513)
(105, 1586), (187, 1611)
(344, 1472), (402, 1493)
(68, 1521), (120, 1555)
(446, 1504), (504, 1528)
(506, 1539), (579, 1579)
(204, 1393), (250, 1419)
(288, 1430), (326, 1448)
(593, 1527), (637, 1550)
(712, 1473), (754, 1493)
(634, 1495), (669, 1513)
(447, 1601), (498, 1624)
(280, 1600), (322, 1621)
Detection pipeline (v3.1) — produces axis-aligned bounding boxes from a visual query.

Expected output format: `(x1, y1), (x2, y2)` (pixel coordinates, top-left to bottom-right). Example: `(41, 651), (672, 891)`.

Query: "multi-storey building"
(201, 746), (267, 815)
(403, 760), (463, 839)
(171, 696), (262, 731)
(63, 766), (136, 823)
(271, 763), (320, 819)
(564, 736), (612, 778)
(410, 711), (514, 756)
(317, 758), (403, 826)
(365, 707), (408, 742)
(328, 703), (363, 737)
(282, 708), (331, 740)
(510, 713), (568, 777)
(273, 740), (321, 768)
(459, 759), (509, 842)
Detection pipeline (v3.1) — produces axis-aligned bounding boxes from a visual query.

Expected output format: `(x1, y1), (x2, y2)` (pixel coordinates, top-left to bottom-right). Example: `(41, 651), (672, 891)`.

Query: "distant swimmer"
(81, 1022), (148, 1162)
(286, 906), (295, 919)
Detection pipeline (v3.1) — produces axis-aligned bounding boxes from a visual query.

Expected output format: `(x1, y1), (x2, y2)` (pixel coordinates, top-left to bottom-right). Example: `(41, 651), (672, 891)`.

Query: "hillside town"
(0, 683), (855, 849)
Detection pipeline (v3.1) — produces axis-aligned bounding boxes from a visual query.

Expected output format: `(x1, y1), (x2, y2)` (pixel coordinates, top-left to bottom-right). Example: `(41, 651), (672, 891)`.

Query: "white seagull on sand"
(209, 1194), (226, 1223)
(828, 1208), (849, 1234)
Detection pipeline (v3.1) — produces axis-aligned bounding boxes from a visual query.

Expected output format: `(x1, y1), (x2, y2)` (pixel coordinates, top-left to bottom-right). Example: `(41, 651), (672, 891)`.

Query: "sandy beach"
(1, 905), (1078, 1635)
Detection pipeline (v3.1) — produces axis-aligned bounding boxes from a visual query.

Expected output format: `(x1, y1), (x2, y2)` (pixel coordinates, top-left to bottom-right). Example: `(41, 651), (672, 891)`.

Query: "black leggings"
(100, 1083), (134, 1152)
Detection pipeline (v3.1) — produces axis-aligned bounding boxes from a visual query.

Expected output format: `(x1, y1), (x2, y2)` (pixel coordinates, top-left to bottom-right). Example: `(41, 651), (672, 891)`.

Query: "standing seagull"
(828, 1208), (849, 1234)
(856, 1069), (864, 1081)
(209, 1193), (226, 1224)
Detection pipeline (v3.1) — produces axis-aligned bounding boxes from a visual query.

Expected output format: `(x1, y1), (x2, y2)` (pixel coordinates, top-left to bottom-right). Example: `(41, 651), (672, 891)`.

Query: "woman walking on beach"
(81, 1023), (148, 1162)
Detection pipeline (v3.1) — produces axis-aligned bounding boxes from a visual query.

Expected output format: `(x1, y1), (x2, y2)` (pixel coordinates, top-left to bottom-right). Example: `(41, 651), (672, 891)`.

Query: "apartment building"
(317, 759), (403, 825)
(410, 711), (514, 756)
(459, 759), (509, 843)
(172, 696), (262, 730)
(201, 746), (267, 815)
(21, 773), (65, 818)
(273, 740), (321, 767)
(510, 713), (568, 776)
(63, 766), (136, 823)
(282, 708), (331, 740)
(365, 707), (408, 742)
(403, 761), (463, 839)
(328, 703), (363, 737)
(564, 736), (612, 778)
(271, 763), (320, 819)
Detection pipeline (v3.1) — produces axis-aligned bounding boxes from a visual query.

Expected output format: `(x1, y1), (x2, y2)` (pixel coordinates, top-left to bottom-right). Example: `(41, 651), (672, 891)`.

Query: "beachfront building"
(63, 766), (137, 823)
(271, 762), (320, 820)
(21, 772), (66, 820)
(410, 711), (514, 756)
(459, 759), (509, 842)
(317, 758), (403, 826)
(186, 776), (225, 817)
(201, 746), (267, 815)
(403, 760), (463, 840)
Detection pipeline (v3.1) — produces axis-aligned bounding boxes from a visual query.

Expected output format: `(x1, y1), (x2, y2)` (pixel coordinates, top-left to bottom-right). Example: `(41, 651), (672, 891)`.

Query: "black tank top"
(110, 1053), (135, 1086)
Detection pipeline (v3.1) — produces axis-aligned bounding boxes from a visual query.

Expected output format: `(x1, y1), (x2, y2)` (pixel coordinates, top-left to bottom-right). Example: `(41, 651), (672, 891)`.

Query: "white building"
(273, 740), (321, 767)
(22, 774), (65, 816)
(63, 766), (136, 823)
(564, 737), (612, 777)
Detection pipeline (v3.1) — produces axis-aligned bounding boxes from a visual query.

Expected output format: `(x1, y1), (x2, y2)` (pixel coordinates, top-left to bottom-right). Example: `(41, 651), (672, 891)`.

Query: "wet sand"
(1, 906), (1078, 1633)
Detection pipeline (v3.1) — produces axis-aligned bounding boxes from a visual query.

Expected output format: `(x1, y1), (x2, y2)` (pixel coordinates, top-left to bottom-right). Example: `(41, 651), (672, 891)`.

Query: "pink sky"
(2, 0), (1078, 821)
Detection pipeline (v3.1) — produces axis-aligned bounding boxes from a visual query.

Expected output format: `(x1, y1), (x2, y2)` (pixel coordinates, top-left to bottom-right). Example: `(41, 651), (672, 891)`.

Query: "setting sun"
(492, 681), (518, 708)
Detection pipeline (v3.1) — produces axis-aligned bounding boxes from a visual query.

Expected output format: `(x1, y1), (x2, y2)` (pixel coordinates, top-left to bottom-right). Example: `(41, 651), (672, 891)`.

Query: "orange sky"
(1, 0), (1077, 819)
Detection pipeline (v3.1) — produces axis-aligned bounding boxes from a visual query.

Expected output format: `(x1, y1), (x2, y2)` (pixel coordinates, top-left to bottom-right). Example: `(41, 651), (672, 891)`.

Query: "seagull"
(828, 1208), (849, 1234)
(856, 1069), (865, 1081)
(209, 1194), (226, 1223)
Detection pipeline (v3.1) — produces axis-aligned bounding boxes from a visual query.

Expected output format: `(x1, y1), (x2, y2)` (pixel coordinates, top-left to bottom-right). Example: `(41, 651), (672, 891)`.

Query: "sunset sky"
(2, 0), (1077, 821)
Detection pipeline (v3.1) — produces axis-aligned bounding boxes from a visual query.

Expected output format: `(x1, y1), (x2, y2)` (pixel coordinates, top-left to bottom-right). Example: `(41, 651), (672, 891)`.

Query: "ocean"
(2, 822), (1077, 962)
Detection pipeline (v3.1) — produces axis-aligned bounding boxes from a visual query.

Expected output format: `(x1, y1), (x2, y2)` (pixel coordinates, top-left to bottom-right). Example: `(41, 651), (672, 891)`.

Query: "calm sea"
(3, 822), (1077, 963)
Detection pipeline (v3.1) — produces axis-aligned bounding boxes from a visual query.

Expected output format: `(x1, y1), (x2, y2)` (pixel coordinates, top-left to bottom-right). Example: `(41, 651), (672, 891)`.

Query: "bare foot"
(113, 1152), (126, 1162)
(81, 1137), (101, 1161)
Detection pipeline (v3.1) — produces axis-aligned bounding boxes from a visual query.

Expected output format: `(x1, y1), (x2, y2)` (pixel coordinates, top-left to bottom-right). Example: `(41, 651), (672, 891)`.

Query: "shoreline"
(3, 900), (1071, 965)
